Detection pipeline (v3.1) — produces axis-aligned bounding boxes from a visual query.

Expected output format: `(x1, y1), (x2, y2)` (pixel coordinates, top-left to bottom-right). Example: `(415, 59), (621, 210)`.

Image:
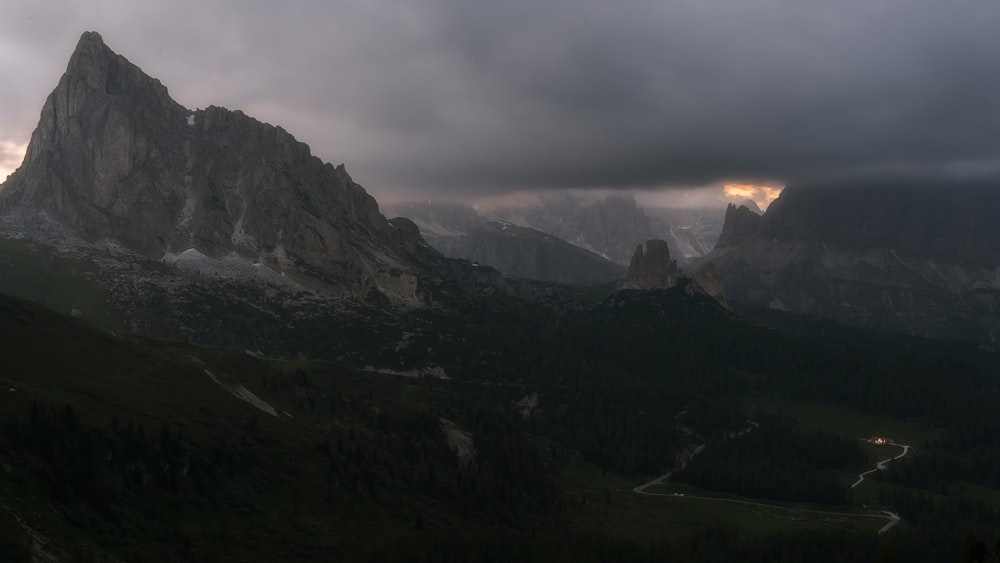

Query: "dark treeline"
(429, 287), (1000, 540)
(365, 525), (880, 563)
(876, 486), (999, 528)
(674, 414), (866, 504)
(0, 383), (565, 561)
(365, 523), (1000, 563)
(4, 286), (1000, 560)
(529, 380), (685, 475)
(873, 451), (973, 490)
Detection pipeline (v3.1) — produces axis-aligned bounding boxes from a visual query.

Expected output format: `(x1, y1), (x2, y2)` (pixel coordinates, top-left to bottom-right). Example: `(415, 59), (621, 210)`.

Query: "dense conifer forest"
(3, 284), (1000, 561)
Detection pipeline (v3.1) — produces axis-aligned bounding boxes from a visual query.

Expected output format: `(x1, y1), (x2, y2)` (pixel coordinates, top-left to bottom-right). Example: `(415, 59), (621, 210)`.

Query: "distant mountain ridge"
(0, 30), (732, 361)
(706, 183), (1000, 341)
(444, 221), (625, 284)
(714, 204), (762, 249)
(384, 194), (734, 269)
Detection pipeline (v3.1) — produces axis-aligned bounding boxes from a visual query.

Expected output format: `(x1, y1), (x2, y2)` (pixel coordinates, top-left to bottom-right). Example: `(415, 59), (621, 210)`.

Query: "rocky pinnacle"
(1, 32), (440, 299)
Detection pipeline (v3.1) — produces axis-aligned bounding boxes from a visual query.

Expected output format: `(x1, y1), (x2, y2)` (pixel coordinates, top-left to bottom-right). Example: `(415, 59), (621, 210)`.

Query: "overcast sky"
(2, 0), (999, 206)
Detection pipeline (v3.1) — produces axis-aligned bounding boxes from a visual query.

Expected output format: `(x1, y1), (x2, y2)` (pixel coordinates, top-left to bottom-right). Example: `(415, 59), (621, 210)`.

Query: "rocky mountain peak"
(0, 31), (437, 300)
(759, 184), (1000, 266)
(705, 182), (1000, 341)
(67, 31), (168, 97)
(579, 195), (654, 264)
(714, 203), (761, 248)
(626, 239), (678, 289)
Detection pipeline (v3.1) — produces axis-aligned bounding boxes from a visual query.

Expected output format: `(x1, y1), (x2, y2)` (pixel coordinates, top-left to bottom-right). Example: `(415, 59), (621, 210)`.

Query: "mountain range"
(438, 220), (626, 284)
(3, 31), (996, 350)
(3, 30), (1000, 562)
(706, 183), (1000, 342)
(382, 194), (735, 272)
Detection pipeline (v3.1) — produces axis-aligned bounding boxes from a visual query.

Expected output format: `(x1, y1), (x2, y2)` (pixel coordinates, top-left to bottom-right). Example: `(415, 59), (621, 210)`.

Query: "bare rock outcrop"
(626, 239), (678, 289)
(704, 183), (1000, 341)
(686, 261), (731, 310)
(714, 203), (761, 249)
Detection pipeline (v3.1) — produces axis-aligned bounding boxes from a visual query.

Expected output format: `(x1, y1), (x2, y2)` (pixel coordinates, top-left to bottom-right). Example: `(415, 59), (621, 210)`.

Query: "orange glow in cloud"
(724, 183), (782, 210)
(0, 141), (28, 182)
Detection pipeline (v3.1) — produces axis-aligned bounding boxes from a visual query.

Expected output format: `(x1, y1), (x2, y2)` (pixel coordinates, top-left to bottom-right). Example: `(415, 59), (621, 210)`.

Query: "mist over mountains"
(3, 29), (1000, 563)
(382, 194), (736, 282)
(3, 30), (997, 344)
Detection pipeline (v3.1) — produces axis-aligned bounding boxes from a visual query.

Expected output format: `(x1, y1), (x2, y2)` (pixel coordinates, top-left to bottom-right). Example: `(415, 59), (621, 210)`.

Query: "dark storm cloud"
(3, 0), (1000, 196)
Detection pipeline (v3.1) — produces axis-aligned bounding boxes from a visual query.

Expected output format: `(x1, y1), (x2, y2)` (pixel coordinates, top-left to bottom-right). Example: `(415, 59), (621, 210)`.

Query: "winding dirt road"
(634, 432), (911, 535)
(633, 445), (703, 495)
(851, 443), (911, 489)
(850, 442), (911, 533)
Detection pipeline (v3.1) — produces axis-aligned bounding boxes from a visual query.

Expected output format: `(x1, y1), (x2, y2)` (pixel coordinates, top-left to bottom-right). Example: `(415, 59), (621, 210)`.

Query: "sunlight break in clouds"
(724, 183), (783, 211)
(0, 141), (28, 182)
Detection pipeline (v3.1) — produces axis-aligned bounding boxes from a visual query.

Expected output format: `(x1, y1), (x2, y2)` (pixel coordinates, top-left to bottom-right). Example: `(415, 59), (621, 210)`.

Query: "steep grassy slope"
(0, 293), (563, 561)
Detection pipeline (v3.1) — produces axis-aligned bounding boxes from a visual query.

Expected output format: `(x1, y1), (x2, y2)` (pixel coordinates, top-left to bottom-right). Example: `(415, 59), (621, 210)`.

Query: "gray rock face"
(0, 32), (436, 299)
(626, 239), (678, 289)
(707, 183), (1000, 341)
(714, 204), (761, 248)
(385, 195), (730, 268)
(446, 221), (625, 284)
(577, 196), (654, 264)
(686, 261), (731, 310)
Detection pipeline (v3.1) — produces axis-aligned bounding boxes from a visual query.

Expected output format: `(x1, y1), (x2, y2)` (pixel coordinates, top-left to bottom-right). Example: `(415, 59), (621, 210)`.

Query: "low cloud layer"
(2, 1), (999, 199)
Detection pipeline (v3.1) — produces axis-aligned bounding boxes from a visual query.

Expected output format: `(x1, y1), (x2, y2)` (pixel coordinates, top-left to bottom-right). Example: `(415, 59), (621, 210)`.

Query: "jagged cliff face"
(0, 32), (434, 299)
(687, 261), (731, 310)
(760, 185), (1000, 266)
(714, 204), (761, 249)
(386, 195), (729, 268)
(707, 183), (1000, 341)
(622, 239), (730, 307)
(577, 196), (654, 264)
(626, 239), (678, 289)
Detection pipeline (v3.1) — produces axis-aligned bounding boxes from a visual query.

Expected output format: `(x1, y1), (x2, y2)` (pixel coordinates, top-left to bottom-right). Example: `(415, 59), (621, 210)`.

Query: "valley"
(1, 30), (1000, 563)
(3, 272), (1000, 561)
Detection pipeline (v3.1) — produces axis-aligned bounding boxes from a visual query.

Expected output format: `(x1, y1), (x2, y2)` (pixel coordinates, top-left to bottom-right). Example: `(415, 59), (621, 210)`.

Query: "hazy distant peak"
(715, 204), (762, 249)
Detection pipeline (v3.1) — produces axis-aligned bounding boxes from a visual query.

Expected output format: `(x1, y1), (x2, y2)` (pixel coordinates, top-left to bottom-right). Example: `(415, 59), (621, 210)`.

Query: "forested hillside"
(3, 285), (1000, 561)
